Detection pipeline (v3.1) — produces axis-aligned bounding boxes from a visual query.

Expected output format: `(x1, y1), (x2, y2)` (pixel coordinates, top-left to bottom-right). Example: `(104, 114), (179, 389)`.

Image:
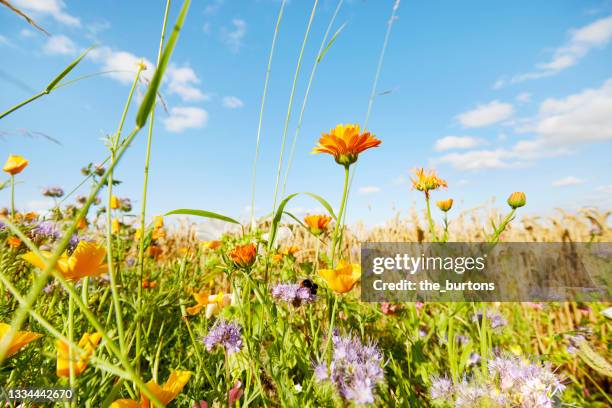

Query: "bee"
(300, 278), (318, 296)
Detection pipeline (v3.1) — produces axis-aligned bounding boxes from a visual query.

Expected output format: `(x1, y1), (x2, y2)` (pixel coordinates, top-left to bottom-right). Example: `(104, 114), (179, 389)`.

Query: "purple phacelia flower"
(42, 186), (64, 198)
(32, 221), (60, 241)
(429, 375), (453, 400)
(67, 234), (81, 253)
(472, 309), (507, 330)
(271, 282), (316, 307)
(203, 319), (243, 355)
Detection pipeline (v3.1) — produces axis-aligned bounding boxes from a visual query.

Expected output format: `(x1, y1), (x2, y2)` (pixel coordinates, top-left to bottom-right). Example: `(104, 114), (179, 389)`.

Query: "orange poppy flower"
(229, 243), (257, 268)
(2, 155), (29, 175)
(0, 323), (42, 357)
(22, 241), (107, 281)
(304, 214), (332, 235)
(312, 124), (381, 166)
(57, 332), (101, 377)
(109, 370), (191, 408)
(318, 260), (361, 294)
(411, 168), (447, 197)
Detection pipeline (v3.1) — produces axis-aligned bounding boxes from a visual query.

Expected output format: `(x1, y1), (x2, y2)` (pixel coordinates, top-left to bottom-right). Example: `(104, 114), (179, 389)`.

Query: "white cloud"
(552, 176), (585, 186)
(358, 186), (381, 195)
(0, 35), (10, 47)
(456, 101), (514, 127)
(495, 16), (612, 87)
(20, 29), (36, 38)
(25, 199), (54, 214)
(437, 149), (514, 170)
(222, 96), (244, 109)
(221, 19), (247, 52)
(434, 136), (485, 151)
(13, 0), (80, 26)
(204, 0), (225, 15)
(166, 64), (209, 102)
(43, 34), (76, 55)
(163, 107), (208, 133)
(516, 92), (531, 103)
(89, 46), (153, 84)
(595, 185), (612, 194)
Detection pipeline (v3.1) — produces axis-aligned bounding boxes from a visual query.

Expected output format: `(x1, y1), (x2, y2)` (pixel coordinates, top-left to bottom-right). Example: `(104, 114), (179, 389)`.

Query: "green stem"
(106, 66), (142, 356)
(323, 295), (339, 364)
(425, 194), (438, 242)
(489, 209), (516, 243)
(135, 0), (171, 374)
(330, 165), (350, 264)
(10, 175), (15, 218)
(250, 0), (286, 230)
(68, 294), (76, 408)
(0, 91), (46, 120)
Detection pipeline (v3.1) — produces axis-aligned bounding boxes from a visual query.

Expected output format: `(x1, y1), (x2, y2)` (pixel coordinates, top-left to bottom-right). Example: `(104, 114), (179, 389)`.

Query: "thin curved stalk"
(281, 0), (345, 197)
(249, 0), (287, 230)
(271, 0), (319, 216)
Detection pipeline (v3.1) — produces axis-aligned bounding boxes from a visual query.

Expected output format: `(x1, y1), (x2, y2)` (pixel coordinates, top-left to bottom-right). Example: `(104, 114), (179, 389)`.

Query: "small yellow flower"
(2, 154), (29, 175)
(318, 260), (361, 294)
(112, 219), (120, 234)
(7, 236), (21, 249)
(0, 323), (42, 358)
(436, 198), (453, 212)
(56, 332), (101, 377)
(153, 216), (164, 229)
(151, 228), (166, 240)
(22, 241), (107, 281)
(186, 291), (232, 317)
(110, 370), (191, 408)
(507, 192), (526, 209)
(25, 212), (38, 222)
(109, 195), (120, 210)
(201, 240), (222, 250)
(137, 59), (147, 71)
(411, 168), (447, 196)
(229, 243), (257, 268)
(312, 124), (381, 167)
(304, 214), (332, 235)
(76, 217), (88, 231)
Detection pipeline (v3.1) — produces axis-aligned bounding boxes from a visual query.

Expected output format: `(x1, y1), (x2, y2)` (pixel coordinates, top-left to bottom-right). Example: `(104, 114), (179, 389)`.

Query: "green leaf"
(268, 193), (299, 248)
(45, 46), (93, 92)
(165, 208), (240, 225)
(317, 22), (346, 63)
(304, 192), (337, 219)
(0, 179), (9, 191)
(136, 0), (191, 128)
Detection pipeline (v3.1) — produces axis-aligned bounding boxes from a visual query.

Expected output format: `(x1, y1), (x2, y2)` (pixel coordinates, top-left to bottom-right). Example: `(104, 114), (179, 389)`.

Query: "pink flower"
(228, 381), (243, 405)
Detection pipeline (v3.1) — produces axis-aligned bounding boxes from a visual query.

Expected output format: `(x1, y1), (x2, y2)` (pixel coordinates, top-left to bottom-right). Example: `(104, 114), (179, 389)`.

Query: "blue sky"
(1, 0), (611, 227)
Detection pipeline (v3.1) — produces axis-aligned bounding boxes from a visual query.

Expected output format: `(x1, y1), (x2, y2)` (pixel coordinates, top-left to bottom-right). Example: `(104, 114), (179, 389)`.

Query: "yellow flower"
(76, 217), (88, 231)
(304, 214), (332, 235)
(507, 192), (526, 209)
(112, 219), (120, 234)
(229, 243), (257, 269)
(411, 168), (448, 195)
(318, 260), (361, 294)
(151, 228), (166, 240)
(109, 195), (120, 210)
(7, 236), (21, 249)
(201, 240), (222, 250)
(22, 241), (107, 281)
(2, 154), (29, 175)
(110, 370), (191, 408)
(0, 323), (42, 357)
(436, 198), (453, 212)
(56, 332), (101, 377)
(153, 216), (164, 229)
(312, 124), (381, 167)
(186, 291), (232, 317)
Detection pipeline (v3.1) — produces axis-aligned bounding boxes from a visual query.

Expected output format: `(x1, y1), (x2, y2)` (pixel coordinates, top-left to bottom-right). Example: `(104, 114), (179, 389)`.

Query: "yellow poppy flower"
(318, 260), (361, 294)
(22, 241), (107, 281)
(110, 370), (191, 408)
(0, 323), (42, 357)
(109, 195), (120, 210)
(2, 155), (29, 175)
(312, 124), (381, 167)
(56, 332), (101, 377)
(186, 291), (231, 317)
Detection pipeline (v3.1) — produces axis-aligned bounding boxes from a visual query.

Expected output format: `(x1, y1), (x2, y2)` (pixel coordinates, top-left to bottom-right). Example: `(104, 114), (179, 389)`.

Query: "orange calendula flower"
(109, 195), (120, 210)
(151, 228), (166, 240)
(3, 154), (29, 175)
(436, 198), (453, 212)
(507, 192), (526, 209)
(22, 241), (107, 281)
(109, 370), (191, 408)
(0, 323), (42, 357)
(411, 168), (448, 197)
(304, 214), (332, 235)
(274, 246), (299, 262)
(312, 124), (381, 166)
(229, 243), (257, 269)
(57, 332), (101, 377)
(318, 260), (361, 294)
(201, 240), (222, 250)
(7, 236), (21, 249)
(25, 212), (38, 222)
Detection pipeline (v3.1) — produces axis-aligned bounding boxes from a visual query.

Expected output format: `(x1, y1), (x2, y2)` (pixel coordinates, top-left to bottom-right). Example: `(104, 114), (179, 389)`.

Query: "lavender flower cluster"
(42, 186), (64, 198)
(430, 356), (565, 407)
(271, 282), (316, 307)
(203, 319), (243, 355)
(314, 331), (384, 405)
(472, 309), (507, 330)
(31, 221), (60, 242)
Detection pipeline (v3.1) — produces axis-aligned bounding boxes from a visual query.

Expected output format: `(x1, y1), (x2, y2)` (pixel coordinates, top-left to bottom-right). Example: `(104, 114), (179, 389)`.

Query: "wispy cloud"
(434, 136), (485, 151)
(204, 0), (225, 15)
(552, 176), (584, 186)
(358, 186), (381, 195)
(13, 0), (80, 26)
(456, 101), (514, 128)
(163, 107), (208, 133)
(166, 64), (210, 102)
(43, 34), (76, 55)
(495, 15), (612, 88)
(89, 46), (154, 84)
(221, 19), (247, 52)
(222, 96), (244, 109)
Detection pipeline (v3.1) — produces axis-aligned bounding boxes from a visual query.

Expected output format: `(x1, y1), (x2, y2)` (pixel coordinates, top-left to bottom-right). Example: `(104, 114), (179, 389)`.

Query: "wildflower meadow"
(1, 1), (611, 407)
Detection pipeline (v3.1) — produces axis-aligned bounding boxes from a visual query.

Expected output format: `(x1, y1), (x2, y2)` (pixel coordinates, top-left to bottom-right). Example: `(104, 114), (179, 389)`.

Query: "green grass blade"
(165, 208), (241, 225)
(45, 46), (93, 92)
(316, 22), (346, 63)
(136, 0), (191, 128)
(269, 193), (300, 248)
(304, 192), (337, 219)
